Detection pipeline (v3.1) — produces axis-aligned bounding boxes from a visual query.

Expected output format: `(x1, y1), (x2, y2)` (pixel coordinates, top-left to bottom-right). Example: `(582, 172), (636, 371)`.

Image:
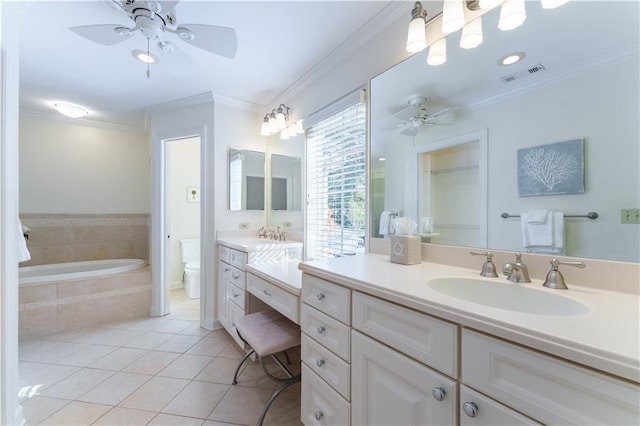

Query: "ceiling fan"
(394, 96), (451, 136)
(70, 0), (237, 76)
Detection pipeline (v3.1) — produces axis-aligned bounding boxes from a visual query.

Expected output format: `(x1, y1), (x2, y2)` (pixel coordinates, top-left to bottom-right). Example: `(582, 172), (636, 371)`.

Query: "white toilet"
(180, 239), (200, 299)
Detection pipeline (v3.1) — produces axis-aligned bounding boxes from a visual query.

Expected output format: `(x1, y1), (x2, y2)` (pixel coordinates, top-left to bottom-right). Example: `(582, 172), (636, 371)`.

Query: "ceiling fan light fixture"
(427, 37), (447, 66)
(460, 16), (483, 49)
(442, 0), (465, 34)
(115, 26), (132, 36)
(498, 0), (527, 31)
(131, 49), (159, 64)
(53, 102), (89, 118)
(406, 1), (427, 52)
(541, 0), (569, 9)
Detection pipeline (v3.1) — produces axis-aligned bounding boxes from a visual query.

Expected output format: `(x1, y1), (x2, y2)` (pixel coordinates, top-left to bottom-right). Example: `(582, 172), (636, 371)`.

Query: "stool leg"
(283, 350), (292, 365)
(256, 376), (301, 426)
(232, 349), (255, 385)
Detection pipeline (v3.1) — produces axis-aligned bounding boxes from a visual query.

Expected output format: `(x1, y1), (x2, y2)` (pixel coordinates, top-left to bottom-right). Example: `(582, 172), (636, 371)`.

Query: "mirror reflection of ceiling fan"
(394, 96), (451, 136)
(69, 0), (237, 76)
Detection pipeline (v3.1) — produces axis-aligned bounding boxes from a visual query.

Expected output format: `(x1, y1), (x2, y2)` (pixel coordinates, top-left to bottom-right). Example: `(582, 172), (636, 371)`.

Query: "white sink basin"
(428, 277), (588, 316)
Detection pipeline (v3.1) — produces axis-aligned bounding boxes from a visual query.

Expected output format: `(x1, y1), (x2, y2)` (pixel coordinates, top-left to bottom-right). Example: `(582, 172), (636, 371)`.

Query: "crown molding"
(465, 46), (639, 112)
(20, 109), (146, 133)
(267, 1), (408, 107)
(213, 94), (262, 113)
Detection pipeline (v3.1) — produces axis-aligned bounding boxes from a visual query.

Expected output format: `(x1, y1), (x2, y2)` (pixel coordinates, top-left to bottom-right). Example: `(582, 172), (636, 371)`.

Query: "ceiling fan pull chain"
(146, 38), (151, 78)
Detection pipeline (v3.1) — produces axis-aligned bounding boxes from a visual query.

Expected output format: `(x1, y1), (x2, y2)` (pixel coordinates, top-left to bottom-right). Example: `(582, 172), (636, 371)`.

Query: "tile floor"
(19, 289), (302, 426)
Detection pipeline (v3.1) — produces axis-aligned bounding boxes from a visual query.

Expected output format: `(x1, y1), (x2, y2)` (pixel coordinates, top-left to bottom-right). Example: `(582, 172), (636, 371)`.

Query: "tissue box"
(389, 235), (422, 265)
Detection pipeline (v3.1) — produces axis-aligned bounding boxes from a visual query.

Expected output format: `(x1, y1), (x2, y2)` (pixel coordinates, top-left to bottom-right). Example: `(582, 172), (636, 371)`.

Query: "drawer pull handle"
(232, 293), (239, 298)
(432, 387), (446, 401)
(316, 293), (325, 301)
(263, 290), (272, 297)
(463, 402), (479, 418)
(225, 268), (230, 272)
(232, 273), (240, 280)
(316, 326), (326, 334)
(314, 410), (324, 421)
(316, 358), (325, 368)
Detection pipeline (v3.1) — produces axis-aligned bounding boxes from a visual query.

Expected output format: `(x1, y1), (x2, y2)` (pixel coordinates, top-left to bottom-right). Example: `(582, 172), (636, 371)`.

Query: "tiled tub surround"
(19, 267), (151, 339)
(20, 214), (149, 266)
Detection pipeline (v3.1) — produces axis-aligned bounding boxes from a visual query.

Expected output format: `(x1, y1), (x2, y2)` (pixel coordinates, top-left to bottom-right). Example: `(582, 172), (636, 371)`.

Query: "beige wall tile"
(20, 284), (57, 303)
(57, 280), (98, 298)
(19, 306), (58, 339)
(99, 293), (135, 324)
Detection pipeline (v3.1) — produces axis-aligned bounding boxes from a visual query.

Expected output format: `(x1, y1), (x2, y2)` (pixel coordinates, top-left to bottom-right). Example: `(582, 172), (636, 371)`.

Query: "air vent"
(501, 63), (546, 83)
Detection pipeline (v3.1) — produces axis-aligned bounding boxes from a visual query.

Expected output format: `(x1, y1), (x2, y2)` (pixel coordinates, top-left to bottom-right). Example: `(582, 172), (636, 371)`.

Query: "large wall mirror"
(370, 1), (639, 262)
(266, 134), (304, 230)
(228, 148), (265, 211)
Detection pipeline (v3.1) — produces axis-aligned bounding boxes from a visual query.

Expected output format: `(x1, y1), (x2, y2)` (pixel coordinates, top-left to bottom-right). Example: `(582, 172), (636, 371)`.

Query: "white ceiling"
(13, 0), (406, 129)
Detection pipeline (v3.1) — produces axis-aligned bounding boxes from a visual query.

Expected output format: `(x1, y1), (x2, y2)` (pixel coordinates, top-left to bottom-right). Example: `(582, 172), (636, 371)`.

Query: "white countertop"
(246, 260), (302, 295)
(217, 237), (302, 253)
(298, 253), (639, 381)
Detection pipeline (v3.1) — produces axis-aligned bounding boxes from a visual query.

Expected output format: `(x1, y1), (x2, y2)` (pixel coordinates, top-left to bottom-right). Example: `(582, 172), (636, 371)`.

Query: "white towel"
(17, 219), (31, 263)
(521, 211), (564, 253)
(527, 209), (549, 224)
(379, 211), (391, 238)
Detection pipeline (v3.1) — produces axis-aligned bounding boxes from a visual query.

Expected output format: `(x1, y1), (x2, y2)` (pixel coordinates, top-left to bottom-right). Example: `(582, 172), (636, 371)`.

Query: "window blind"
(306, 101), (367, 260)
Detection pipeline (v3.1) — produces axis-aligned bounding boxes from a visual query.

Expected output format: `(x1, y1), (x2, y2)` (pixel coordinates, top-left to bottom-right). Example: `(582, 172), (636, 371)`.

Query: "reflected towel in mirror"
(521, 211), (564, 254)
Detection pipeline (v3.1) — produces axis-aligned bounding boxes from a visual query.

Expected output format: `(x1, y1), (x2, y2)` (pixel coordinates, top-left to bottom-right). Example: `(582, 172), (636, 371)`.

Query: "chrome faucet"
(543, 258), (585, 290)
(258, 226), (268, 239)
(469, 251), (498, 277)
(503, 252), (531, 283)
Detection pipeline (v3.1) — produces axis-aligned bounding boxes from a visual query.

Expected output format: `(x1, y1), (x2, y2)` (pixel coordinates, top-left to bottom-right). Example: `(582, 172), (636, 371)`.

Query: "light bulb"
(280, 128), (290, 140)
(260, 117), (270, 136)
(426, 38), (447, 66)
(295, 120), (305, 134)
(268, 113), (277, 132)
(406, 16), (427, 52)
(541, 0), (568, 9)
(442, 0), (465, 34)
(460, 17), (483, 49)
(275, 111), (286, 130)
(498, 0), (526, 31)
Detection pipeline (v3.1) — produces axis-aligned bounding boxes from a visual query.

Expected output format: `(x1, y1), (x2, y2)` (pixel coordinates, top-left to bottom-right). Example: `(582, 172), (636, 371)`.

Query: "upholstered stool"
(232, 309), (301, 426)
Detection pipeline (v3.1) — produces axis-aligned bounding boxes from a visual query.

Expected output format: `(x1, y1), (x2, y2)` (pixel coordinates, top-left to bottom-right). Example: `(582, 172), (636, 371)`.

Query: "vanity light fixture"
(498, 0), (527, 31)
(406, 1), (428, 53)
(498, 51), (526, 66)
(427, 37), (447, 66)
(260, 104), (304, 139)
(406, 1), (567, 67)
(442, 0), (465, 34)
(53, 102), (89, 118)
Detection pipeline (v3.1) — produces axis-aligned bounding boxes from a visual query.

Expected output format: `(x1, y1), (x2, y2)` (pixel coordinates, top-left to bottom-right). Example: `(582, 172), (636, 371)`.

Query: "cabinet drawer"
(302, 274), (351, 325)
(229, 284), (245, 309)
(462, 329), (640, 425)
(301, 304), (350, 362)
(219, 245), (230, 263)
(353, 291), (458, 377)
(302, 334), (350, 400)
(228, 265), (246, 289)
(302, 364), (350, 426)
(460, 386), (540, 425)
(228, 302), (246, 350)
(229, 248), (247, 270)
(247, 272), (299, 324)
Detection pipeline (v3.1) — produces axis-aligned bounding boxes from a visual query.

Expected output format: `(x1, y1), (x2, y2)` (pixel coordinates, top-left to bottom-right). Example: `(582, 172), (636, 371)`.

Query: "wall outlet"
(283, 221), (293, 228)
(621, 209), (640, 224)
(239, 222), (249, 229)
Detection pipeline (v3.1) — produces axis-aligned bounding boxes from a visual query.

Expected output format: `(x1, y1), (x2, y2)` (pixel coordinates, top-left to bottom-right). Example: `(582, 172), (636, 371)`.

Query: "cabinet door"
(460, 386), (540, 426)
(217, 260), (230, 330)
(352, 330), (456, 426)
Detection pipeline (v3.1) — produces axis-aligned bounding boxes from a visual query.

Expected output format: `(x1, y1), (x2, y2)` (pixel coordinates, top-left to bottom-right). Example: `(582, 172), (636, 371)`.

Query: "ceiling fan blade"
(179, 24), (238, 58)
(70, 24), (133, 46)
(423, 107), (452, 121)
(393, 105), (419, 122)
(400, 126), (420, 136)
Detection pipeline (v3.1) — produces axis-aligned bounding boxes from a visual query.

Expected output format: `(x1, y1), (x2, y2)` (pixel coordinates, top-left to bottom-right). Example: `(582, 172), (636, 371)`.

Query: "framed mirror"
(228, 148), (265, 211)
(370, 1), (639, 262)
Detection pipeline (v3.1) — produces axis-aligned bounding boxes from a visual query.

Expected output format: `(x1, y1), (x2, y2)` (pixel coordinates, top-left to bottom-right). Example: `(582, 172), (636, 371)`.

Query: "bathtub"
(19, 259), (146, 286)
(18, 259), (151, 339)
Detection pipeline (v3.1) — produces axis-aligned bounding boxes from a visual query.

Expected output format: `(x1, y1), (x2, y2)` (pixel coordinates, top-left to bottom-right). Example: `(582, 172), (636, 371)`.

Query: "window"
(306, 97), (366, 260)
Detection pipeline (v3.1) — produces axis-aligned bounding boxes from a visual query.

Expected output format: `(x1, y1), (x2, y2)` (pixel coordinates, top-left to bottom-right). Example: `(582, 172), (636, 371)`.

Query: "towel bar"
(501, 212), (599, 220)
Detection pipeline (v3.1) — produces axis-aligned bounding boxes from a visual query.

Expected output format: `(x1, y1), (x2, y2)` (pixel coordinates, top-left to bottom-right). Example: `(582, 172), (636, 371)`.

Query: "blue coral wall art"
(517, 139), (585, 197)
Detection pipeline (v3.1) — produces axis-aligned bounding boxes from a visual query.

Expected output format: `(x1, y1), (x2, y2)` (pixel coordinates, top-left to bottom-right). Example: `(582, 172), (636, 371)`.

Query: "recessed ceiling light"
(53, 102), (89, 118)
(378, 157), (386, 162)
(131, 49), (159, 64)
(498, 51), (526, 66)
